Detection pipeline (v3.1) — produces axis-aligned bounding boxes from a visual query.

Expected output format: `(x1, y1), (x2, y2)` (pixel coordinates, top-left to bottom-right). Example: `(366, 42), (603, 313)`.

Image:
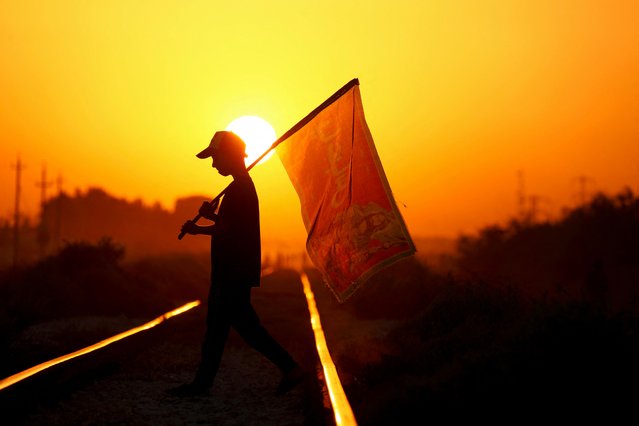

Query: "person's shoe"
(166, 382), (210, 398)
(276, 364), (306, 395)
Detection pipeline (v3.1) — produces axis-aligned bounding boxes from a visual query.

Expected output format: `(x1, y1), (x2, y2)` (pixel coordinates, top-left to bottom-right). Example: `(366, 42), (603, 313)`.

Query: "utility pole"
(11, 156), (26, 267)
(517, 169), (526, 221)
(54, 173), (64, 250)
(574, 175), (595, 206)
(528, 195), (551, 223)
(528, 195), (539, 223)
(35, 163), (54, 258)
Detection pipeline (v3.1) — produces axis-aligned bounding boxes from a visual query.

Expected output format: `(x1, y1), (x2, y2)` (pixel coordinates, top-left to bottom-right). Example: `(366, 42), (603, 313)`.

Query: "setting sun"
(226, 116), (277, 166)
(1, 2), (639, 241)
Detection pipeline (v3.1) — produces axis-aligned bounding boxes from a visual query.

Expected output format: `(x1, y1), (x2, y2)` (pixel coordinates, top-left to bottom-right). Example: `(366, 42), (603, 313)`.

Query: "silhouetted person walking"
(168, 131), (305, 397)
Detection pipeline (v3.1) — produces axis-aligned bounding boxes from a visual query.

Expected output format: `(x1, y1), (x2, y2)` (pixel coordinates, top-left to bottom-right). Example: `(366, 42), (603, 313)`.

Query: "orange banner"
(277, 83), (415, 302)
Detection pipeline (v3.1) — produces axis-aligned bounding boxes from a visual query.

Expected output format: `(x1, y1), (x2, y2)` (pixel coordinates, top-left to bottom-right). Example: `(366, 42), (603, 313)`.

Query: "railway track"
(0, 269), (352, 425)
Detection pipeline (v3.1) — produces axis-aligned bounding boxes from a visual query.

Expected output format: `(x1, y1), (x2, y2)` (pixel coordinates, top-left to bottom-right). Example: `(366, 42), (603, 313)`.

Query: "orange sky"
(1, 1), (639, 248)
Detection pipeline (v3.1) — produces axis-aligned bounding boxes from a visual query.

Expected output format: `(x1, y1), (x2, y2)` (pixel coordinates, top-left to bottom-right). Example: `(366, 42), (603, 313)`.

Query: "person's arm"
(198, 200), (219, 222)
(180, 220), (215, 236)
(180, 199), (220, 236)
(196, 225), (215, 236)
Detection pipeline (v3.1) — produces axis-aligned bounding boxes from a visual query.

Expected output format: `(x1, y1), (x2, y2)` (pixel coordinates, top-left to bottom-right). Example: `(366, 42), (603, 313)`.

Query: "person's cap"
(196, 131), (248, 159)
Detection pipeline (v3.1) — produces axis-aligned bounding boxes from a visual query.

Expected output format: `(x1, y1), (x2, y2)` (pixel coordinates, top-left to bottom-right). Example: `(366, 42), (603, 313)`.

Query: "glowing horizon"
(2, 2), (638, 243)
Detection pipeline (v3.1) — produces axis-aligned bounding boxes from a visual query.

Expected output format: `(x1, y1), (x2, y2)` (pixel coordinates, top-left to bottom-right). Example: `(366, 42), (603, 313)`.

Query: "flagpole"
(178, 78), (360, 239)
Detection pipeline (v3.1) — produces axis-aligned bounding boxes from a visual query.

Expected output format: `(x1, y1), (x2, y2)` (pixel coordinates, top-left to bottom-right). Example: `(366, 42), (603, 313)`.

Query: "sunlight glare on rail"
(0, 300), (201, 392)
(300, 272), (357, 426)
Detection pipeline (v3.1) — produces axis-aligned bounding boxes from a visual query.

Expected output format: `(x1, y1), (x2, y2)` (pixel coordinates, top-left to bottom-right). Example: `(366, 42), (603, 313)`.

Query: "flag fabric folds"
(277, 80), (416, 302)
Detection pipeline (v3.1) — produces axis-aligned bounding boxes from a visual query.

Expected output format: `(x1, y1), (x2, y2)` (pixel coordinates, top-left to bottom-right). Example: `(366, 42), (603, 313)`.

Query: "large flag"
(276, 79), (416, 302)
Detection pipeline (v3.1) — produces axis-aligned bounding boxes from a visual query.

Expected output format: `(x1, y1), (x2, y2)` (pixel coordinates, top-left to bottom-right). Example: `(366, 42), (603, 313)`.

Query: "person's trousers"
(194, 282), (296, 388)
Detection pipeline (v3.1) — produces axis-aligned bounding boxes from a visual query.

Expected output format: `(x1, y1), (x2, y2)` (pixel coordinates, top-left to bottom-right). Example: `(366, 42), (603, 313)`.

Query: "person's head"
(196, 131), (248, 176)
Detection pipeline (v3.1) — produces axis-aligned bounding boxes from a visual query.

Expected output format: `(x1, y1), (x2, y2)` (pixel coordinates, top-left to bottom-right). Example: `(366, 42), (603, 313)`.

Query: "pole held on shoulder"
(177, 78), (360, 240)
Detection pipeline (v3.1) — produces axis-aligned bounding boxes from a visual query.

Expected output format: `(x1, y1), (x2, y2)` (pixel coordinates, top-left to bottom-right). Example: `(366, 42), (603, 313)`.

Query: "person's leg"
(167, 283), (230, 397)
(192, 285), (232, 389)
(230, 286), (306, 394)
(229, 286), (297, 373)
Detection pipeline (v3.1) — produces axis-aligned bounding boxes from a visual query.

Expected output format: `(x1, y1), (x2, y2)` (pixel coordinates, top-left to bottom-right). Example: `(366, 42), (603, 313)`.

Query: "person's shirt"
(211, 174), (261, 287)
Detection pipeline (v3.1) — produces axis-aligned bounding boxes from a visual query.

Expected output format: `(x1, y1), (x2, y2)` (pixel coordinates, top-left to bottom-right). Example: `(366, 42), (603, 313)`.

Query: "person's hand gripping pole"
(178, 196), (221, 239)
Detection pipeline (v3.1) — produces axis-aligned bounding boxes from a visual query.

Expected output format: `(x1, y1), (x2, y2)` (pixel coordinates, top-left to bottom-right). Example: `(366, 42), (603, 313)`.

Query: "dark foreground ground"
(1, 270), (328, 426)
(2, 259), (639, 425)
(6, 191), (639, 424)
